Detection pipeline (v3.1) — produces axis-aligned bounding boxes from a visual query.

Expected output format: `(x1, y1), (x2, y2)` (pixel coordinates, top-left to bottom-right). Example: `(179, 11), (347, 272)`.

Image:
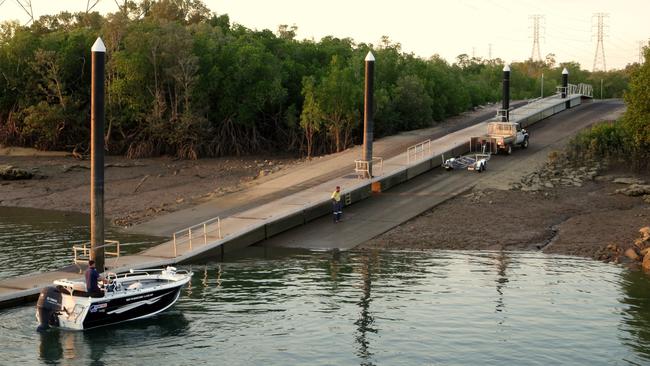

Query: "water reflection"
(0, 206), (163, 280)
(37, 312), (190, 365)
(355, 252), (377, 366)
(494, 250), (509, 314)
(3, 250), (650, 365)
(619, 269), (650, 363)
(38, 330), (63, 365)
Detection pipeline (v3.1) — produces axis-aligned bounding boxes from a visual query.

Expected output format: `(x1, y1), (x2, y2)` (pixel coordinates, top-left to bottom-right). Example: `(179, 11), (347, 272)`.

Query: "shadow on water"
(38, 312), (190, 365)
(619, 269), (650, 363)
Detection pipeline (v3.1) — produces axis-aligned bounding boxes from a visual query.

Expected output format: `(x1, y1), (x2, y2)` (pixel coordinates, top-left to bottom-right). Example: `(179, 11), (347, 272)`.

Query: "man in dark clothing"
(85, 260), (105, 298)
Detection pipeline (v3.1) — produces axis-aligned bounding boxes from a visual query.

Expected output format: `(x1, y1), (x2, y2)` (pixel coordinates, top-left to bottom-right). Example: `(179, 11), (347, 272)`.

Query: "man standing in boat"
(331, 186), (343, 223)
(85, 260), (106, 297)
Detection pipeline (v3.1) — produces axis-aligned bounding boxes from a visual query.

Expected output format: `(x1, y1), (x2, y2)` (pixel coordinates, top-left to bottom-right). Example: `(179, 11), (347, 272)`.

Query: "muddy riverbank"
(361, 162), (650, 261)
(2, 102), (647, 261)
(0, 153), (299, 227)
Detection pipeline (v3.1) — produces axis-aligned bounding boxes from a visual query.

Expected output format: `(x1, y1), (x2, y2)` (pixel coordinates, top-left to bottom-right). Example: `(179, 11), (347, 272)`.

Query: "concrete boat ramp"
(0, 92), (590, 308)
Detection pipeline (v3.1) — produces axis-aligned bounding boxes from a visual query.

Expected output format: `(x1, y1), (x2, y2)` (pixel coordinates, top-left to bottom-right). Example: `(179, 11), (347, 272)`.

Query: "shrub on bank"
(567, 42), (650, 171)
(567, 121), (631, 164)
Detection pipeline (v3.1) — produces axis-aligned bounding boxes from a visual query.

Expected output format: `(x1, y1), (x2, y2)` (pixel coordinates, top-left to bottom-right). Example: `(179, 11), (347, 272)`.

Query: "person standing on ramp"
(331, 186), (342, 223)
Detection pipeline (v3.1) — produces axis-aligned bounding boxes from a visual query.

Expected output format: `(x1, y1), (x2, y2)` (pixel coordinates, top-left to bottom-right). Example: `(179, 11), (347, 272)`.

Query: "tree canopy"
(0, 0), (633, 158)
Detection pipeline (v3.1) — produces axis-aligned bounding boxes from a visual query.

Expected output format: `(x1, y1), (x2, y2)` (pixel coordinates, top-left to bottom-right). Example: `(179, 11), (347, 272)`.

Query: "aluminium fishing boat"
(36, 267), (192, 331)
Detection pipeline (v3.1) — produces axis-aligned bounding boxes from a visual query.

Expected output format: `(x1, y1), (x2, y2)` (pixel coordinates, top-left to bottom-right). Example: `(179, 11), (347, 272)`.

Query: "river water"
(1, 207), (650, 365)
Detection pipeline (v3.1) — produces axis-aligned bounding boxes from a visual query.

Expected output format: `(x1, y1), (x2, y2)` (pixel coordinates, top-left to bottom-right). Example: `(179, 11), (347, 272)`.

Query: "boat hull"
(81, 285), (183, 329)
(40, 267), (193, 331)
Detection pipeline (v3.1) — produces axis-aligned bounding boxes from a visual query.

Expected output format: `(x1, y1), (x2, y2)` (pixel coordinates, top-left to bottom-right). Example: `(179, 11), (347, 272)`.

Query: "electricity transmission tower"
(4, 0), (35, 24)
(592, 13), (608, 72)
(86, 0), (101, 13)
(0, 1), (122, 24)
(529, 15), (544, 62)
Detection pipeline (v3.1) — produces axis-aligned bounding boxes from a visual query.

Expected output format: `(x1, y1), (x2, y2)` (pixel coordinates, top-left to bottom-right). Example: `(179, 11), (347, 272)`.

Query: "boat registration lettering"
(89, 303), (107, 313)
(126, 293), (154, 302)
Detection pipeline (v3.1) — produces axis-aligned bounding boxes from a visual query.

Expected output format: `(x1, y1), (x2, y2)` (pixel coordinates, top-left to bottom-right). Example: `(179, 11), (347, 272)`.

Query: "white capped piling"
(362, 51), (375, 178)
(561, 68), (569, 99)
(501, 65), (510, 122)
(90, 37), (106, 272)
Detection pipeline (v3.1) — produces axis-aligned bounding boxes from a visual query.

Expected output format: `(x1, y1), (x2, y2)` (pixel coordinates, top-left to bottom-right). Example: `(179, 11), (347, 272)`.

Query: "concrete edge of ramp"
(0, 94), (588, 309)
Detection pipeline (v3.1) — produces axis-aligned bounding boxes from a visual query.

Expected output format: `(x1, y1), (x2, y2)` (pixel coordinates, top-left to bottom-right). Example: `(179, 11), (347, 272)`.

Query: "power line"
(529, 14), (544, 61)
(592, 12), (608, 72)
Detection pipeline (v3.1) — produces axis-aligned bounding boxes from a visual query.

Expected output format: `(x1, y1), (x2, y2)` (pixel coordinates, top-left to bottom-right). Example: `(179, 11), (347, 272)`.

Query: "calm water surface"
(0, 206), (163, 279)
(1, 207), (650, 365)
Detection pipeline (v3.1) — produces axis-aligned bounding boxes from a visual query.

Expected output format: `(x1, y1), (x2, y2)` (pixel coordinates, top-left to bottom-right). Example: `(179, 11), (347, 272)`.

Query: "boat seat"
(127, 282), (142, 290)
(69, 282), (104, 297)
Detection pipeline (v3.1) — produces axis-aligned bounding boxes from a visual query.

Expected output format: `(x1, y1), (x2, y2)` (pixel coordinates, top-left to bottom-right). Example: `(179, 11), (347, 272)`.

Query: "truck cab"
(485, 122), (529, 154)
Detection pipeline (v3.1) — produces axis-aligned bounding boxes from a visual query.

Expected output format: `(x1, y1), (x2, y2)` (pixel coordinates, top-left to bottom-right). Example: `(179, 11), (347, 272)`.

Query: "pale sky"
(0, 0), (647, 70)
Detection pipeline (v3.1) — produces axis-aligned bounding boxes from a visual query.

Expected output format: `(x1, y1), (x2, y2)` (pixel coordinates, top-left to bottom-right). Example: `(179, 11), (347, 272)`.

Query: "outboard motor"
(36, 286), (62, 332)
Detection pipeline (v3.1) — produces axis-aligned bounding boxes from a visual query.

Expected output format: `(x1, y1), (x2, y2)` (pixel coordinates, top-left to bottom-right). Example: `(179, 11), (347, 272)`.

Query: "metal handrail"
(73, 240), (121, 265)
(172, 216), (222, 257)
(556, 83), (593, 98)
(494, 108), (512, 121)
(354, 156), (383, 178)
(577, 83), (593, 97)
(406, 139), (432, 164)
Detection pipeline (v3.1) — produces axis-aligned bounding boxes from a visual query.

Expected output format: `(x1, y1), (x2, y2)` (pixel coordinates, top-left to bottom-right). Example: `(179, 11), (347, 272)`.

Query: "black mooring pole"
(502, 65), (510, 122)
(90, 37), (106, 272)
(362, 51), (375, 178)
(562, 67), (570, 109)
(561, 67), (569, 99)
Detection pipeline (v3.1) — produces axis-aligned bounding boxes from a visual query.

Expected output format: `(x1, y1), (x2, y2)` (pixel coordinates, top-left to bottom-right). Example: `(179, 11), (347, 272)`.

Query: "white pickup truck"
(479, 122), (529, 155)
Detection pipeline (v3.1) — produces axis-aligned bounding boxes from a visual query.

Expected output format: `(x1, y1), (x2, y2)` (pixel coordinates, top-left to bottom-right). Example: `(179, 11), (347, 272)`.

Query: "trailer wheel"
(506, 145), (512, 155)
(522, 138), (529, 149)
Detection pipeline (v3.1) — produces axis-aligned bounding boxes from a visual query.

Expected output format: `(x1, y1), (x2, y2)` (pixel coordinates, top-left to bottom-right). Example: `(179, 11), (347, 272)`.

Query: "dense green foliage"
(567, 44), (649, 169)
(0, 0), (633, 158)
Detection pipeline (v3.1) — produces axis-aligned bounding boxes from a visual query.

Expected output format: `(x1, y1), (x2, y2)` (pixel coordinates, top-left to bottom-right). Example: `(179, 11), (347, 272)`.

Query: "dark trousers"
(88, 289), (104, 298)
(332, 201), (342, 222)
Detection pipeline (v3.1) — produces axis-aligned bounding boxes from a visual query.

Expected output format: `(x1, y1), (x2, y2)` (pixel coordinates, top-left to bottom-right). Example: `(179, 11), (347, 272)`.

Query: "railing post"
(218, 217), (222, 239)
(189, 228), (193, 250)
(204, 223), (207, 245)
(173, 232), (177, 257)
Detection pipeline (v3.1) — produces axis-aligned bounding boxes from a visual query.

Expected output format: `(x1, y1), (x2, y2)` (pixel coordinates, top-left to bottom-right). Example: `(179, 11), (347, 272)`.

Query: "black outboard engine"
(36, 286), (62, 332)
